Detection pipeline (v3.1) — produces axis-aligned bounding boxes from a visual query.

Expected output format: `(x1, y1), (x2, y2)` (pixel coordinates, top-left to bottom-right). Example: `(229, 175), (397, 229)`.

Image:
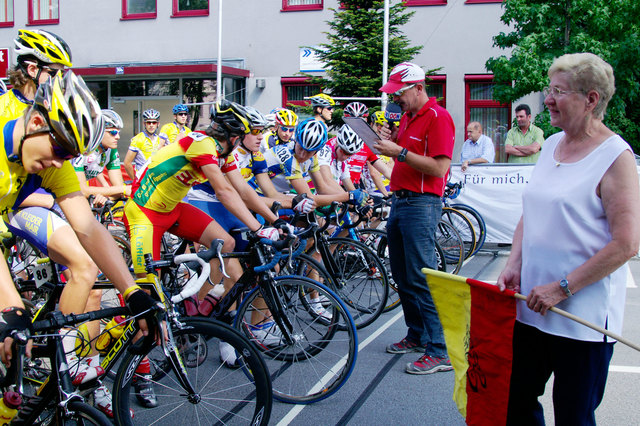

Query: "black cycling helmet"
(208, 100), (251, 142)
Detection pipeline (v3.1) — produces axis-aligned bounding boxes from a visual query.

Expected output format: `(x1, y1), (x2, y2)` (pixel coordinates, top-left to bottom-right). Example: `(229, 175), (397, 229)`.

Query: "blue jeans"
(387, 193), (447, 358)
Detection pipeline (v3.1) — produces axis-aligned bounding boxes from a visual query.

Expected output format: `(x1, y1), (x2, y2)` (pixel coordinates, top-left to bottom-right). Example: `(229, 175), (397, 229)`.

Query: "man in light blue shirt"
(460, 121), (495, 171)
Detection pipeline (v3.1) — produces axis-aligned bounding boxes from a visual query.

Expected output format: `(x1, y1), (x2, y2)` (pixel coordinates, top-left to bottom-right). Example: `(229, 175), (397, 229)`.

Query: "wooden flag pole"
(513, 293), (640, 352)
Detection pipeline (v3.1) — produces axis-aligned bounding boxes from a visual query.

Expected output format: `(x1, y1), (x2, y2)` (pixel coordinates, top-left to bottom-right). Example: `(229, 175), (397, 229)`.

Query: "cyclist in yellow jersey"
(0, 72), (159, 374)
(260, 108), (297, 152)
(159, 103), (192, 144)
(123, 108), (165, 179)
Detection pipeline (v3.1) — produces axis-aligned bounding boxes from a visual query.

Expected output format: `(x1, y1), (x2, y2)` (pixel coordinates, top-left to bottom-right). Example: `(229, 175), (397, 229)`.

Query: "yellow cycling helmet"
(373, 111), (387, 126)
(32, 71), (104, 157)
(310, 93), (336, 108)
(275, 109), (298, 127)
(14, 29), (73, 67)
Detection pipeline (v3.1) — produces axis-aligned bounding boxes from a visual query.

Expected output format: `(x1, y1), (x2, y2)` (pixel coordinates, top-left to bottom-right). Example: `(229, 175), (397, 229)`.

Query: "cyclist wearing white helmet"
(260, 108), (298, 152)
(343, 102), (369, 119)
(262, 118), (368, 209)
(0, 73), (160, 413)
(0, 29), (72, 120)
(73, 109), (131, 206)
(317, 124), (363, 191)
(123, 108), (164, 179)
(159, 103), (192, 144)
(310, 93), (336, 124)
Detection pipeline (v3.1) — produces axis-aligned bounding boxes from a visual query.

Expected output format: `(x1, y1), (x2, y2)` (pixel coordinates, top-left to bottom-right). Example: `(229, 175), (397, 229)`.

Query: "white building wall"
(0, 0), (544, 155)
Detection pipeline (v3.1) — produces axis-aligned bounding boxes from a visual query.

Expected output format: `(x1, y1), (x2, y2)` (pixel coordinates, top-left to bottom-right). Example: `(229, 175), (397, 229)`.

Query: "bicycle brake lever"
(216, 245), (229, 279)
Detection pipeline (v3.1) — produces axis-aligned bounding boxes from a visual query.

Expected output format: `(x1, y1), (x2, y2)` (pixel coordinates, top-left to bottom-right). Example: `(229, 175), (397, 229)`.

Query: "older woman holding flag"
(497, 53), (640, 424)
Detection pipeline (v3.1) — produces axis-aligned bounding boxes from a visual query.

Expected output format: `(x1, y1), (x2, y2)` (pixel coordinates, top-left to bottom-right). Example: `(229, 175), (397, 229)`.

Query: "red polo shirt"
(390, 97), (455, 196)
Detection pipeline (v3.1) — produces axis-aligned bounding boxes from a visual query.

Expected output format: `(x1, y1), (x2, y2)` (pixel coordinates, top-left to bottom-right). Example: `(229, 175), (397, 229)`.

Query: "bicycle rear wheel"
(436, 220), (464, 274)
(112, 318), (272, 426)
(441, 207), (476, 260)
(235, 276), (358, 404)
(451, 203), (486, 255)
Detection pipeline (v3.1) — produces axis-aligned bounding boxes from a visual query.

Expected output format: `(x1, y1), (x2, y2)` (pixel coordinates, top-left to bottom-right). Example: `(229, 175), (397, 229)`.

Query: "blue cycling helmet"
(172, 104), (189, 115)
(295, 118), (328, 152)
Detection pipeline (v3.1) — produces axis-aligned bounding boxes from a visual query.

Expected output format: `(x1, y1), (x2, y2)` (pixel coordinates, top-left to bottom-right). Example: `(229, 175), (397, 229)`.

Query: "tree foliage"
(486, 0), (640, 151)
(307, 0), (422, 100)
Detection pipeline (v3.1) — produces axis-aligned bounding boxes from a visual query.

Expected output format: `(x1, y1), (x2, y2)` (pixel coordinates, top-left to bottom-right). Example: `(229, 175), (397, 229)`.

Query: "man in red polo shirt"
(374, 62), (455, 375)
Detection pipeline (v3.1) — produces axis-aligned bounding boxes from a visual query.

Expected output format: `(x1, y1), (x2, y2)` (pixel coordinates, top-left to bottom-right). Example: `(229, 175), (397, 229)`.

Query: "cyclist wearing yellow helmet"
(310, 93), (336, 124)
(260, 108), (298, 152)
(0, 72), (160, 385)
(0, 29), (72, 120)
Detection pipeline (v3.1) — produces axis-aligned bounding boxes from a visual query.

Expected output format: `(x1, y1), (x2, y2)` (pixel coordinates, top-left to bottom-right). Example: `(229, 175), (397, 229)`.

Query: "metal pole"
(381, 0), (390, 109)
(217, 0), (223, 101)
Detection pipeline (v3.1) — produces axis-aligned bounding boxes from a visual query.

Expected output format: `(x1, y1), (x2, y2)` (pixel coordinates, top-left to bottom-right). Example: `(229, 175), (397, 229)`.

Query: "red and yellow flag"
(422, 268), (517, 426)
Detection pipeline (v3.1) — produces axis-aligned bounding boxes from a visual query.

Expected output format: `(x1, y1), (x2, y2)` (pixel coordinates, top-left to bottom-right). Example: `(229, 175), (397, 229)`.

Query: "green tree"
(486, 0), (640, 151)
(307, 0), (422, 100)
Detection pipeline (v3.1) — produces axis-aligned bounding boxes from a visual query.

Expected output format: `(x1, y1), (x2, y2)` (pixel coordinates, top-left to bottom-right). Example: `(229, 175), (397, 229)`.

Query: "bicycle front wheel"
(235, 276), (358, 404)
(112, 318), (272, 426)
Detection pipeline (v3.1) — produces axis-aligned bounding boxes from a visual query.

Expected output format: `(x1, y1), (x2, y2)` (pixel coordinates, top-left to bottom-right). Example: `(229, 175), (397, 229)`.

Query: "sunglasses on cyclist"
(145, 121), (158, 125)
(50, 132), (77, 160)
(279, 126), (295, 133)
(177, 112), (188, 116)
(25, 61), (63, 78)
(250, 128), (266, 136)
(107, 130), (120, 136)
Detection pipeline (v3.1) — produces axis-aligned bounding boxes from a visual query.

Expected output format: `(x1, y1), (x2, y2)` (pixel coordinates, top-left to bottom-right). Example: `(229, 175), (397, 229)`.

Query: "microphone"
(385, 103), (402, 128)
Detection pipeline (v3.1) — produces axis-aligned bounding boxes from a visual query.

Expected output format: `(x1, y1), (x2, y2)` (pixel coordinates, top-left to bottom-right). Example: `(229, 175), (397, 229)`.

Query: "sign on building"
(299, 47), (325, 73)
(0, 48), (9, 79)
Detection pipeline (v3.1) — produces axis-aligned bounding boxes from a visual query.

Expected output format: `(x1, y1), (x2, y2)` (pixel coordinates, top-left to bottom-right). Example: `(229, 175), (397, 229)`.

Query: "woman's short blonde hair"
(548, 53), (615, 119)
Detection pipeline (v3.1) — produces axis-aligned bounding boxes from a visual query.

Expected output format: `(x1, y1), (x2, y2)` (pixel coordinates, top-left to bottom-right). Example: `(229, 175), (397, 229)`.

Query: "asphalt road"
(128, 246), (640, 425)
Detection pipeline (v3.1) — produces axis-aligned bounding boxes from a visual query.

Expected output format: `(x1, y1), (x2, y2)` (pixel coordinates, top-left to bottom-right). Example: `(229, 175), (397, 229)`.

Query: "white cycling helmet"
(102, 109), (123, 129)
(336, 125), (363, 155)
(343, 102), (369, 118)
(142, 108), (160, 122)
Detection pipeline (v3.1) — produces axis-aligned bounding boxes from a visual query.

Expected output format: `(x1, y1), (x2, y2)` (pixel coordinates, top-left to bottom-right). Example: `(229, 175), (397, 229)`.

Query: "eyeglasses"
(279, 126), (295, 133)
(50, 132), (77, 160)
(392, 84), (416, 97)
(250, 128), (266, 136)
(177, 113), (188, 116)
(325, 107), (335, 111)
(25, 61), (62, 78)
(145, 121), (158, 125)
(543, 86), (583, 98)
(107, 130), (120, 136)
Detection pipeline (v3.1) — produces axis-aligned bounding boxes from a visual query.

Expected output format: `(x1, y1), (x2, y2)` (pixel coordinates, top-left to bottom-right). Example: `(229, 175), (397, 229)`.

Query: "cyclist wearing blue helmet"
(262, 118), (368, 209)
(159, 103), (192, 144)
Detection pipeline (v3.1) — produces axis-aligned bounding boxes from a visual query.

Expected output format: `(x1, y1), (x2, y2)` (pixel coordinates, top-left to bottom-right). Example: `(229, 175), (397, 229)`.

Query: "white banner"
(449, 164), (535, 244)
(449, 163), (640, 244)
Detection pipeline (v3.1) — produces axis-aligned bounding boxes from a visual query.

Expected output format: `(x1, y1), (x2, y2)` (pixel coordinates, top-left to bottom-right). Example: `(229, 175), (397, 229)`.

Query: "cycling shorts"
(123, 200), (212, 274)
(187, 199), (265, 251)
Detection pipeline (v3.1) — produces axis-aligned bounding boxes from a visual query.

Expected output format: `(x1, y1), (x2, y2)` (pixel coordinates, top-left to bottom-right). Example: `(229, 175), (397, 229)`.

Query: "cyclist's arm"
(18, 192), (55, 209)
(107, 168), (131, 197)
(341, 175), (357, 192)
(367, 163), (389, 196)
(289, 176), (349, 208)
(318, 165), (344, 194)
(201, 164), (262, 232)
(75, 171), (126, 199)
(0, 260), (24, 310)
(224, 168), (279, 224)
(254, 173), (293, 208)
(123, 150), (136, 181)
(371, 158), (392, 180)
(56, 191), (138, 294)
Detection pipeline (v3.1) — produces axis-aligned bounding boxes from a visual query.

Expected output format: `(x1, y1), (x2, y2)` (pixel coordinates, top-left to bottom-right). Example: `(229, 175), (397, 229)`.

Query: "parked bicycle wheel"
(441, 207), (476, 260)
(322, 237), (389, 328)
(113, 318), (272, 426)
(436, 220), (464, 274)
(235, 276), (358, 404)
(451, 203), (487, 255)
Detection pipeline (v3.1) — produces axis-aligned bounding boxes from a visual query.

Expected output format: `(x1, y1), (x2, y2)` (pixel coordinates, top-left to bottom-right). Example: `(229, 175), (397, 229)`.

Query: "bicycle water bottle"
(75, 323), (92, 357)
(0, 391), (21, 425)
(95, 315), (126, 353)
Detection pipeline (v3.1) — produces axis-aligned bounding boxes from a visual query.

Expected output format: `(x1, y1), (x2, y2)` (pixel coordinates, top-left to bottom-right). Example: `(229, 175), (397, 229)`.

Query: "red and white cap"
(379, 62), (426, 94)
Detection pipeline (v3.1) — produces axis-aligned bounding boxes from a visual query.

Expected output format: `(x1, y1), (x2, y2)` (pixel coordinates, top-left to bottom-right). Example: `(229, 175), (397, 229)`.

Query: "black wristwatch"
(397, 148), (408, 162)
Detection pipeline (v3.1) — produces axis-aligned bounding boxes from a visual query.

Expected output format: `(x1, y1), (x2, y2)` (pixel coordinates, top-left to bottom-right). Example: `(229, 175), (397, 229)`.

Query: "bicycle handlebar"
(170, 239), (224, 303)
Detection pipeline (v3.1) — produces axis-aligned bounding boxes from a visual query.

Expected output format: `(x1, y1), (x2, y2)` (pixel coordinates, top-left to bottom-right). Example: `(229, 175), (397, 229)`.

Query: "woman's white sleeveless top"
(519, 131), (632, 341)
